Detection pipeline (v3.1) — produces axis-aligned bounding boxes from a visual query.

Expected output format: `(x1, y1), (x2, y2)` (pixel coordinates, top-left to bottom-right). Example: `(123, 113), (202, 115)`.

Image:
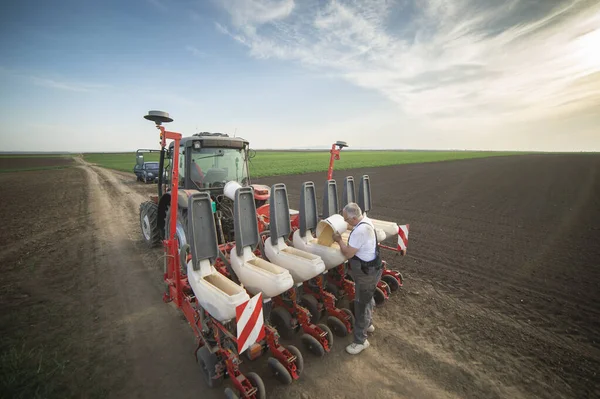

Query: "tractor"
(139, 112), (408, 309)
(137, 110), (409, 397)
(140, 111), (306, 398)
(139, 116), (270, 253)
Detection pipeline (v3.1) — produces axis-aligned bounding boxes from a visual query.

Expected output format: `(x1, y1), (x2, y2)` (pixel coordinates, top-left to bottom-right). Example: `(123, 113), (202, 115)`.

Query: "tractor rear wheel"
(140, 201), (161, 248)
(165, 206), (189, 275)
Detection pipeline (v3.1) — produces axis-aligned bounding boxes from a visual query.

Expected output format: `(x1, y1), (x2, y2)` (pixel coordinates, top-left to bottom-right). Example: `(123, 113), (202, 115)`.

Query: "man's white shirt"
(347, 216), (377, 262)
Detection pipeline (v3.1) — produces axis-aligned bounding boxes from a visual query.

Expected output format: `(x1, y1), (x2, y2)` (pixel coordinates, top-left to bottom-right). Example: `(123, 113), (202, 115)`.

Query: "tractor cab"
(166, 132), (251, 192)
(140, 113), (270, 249)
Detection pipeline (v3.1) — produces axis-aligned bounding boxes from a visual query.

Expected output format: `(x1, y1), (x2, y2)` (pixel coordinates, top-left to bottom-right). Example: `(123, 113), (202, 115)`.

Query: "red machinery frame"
(156, 125), (299, 398)
(253, 231), (334, 355)
(302, 142), (408, 308)
(212, 243), (304, 379)
(254, 205), (354, 337)
(325, 141), (407, 286)
(157, 126), (260, 394)
(327, 141), (346, 180)
(271, 289), (332, 354)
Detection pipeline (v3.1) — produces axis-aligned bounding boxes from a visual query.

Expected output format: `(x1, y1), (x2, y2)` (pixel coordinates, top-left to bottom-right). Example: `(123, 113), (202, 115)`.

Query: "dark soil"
(255, 153), (600, 399)
(1, 154), (598, 399)
(0, 157), (73, 170)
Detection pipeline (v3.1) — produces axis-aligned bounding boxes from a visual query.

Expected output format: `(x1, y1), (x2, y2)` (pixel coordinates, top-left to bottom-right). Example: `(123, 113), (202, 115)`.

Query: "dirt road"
(1, 154), (599, 399)
(75, 159), (218, 398)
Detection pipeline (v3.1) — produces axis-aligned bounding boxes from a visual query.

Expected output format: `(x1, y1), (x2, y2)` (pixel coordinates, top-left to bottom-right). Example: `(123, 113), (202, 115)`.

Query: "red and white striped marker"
(397, 224), (409, 252)
(236, 293), (265, 354)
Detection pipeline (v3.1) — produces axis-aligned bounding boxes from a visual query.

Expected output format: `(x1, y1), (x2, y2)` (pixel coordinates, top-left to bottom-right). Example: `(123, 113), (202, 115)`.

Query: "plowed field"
(1, 154), (598, 399)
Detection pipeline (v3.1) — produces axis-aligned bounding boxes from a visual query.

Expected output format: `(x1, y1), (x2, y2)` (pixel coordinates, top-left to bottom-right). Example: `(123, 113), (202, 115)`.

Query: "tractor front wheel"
(140, 201), (161, 248)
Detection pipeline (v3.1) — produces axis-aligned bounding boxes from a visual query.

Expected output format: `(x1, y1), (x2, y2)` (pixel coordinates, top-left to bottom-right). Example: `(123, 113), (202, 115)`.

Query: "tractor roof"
(171, 132), (249, 149)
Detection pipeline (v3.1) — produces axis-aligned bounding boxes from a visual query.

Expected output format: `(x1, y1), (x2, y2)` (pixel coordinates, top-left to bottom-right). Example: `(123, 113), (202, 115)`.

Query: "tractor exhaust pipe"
(158, 147), (165, 198)
(215, 210), (226, 245)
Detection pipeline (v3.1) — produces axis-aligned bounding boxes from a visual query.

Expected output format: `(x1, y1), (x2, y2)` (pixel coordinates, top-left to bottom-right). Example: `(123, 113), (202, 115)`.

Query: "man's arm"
(332, 232), (359, 259)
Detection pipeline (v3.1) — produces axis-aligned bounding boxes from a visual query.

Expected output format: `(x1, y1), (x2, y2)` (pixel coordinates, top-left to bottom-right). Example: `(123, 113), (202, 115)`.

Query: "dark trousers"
(348, 260), (383, 344)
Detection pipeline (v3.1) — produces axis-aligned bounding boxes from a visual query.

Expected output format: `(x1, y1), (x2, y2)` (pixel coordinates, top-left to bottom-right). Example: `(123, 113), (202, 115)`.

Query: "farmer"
(332, 202), (383, 355)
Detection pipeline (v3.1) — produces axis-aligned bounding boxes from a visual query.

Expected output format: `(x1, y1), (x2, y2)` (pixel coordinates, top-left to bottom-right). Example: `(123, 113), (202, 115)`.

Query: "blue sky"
(1, 0), (599, 152)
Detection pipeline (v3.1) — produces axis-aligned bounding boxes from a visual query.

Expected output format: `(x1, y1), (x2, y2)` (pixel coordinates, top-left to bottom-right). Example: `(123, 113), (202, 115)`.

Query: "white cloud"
(215, 0), (600, 133)
(219, 0), (295, 27)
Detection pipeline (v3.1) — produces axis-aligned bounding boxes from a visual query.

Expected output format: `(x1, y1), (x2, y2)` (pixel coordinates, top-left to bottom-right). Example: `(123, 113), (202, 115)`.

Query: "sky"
(1, 0), (599, 152)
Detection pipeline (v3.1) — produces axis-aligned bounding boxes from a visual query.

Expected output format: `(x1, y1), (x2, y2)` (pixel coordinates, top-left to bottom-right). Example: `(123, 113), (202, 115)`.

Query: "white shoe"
(367, 325), (375, 333)
(346, 340), (370, 355)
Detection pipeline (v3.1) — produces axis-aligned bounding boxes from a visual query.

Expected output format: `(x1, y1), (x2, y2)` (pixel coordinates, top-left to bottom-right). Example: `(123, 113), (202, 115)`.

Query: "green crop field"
(248, 151), (525, 177)
(83, 152), (161, 173)
(83, 150), (525, 178)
